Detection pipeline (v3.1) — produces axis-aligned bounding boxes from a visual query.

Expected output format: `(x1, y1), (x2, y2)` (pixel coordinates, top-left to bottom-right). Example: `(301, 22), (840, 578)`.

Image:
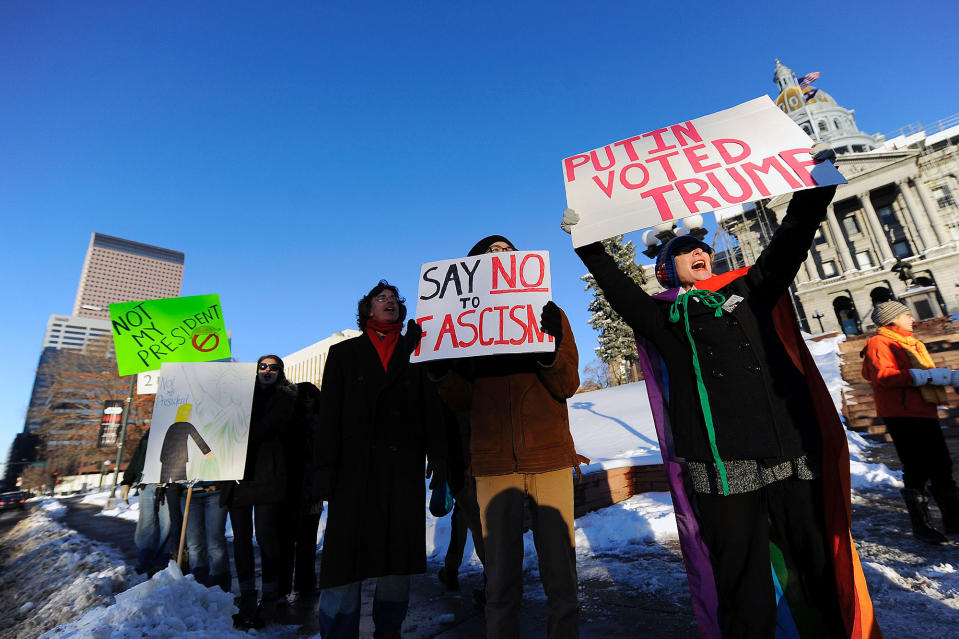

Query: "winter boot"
(901, 488), (948, 544)
(931, 487), (959, 534)
(438, 567), (459, 591)
(255, 592), (280, 625)
(233, 590), (262, 629)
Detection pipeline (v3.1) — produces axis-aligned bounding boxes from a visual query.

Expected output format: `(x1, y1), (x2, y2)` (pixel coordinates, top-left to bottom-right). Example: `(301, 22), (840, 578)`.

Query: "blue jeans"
(319, 575), (410, 639)
(134, 484), (171, 573)
(183, 492), (231, 591)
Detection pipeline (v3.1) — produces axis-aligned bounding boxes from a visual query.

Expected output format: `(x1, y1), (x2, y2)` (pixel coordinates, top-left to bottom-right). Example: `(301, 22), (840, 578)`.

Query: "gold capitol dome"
(773, 59), (836, 114)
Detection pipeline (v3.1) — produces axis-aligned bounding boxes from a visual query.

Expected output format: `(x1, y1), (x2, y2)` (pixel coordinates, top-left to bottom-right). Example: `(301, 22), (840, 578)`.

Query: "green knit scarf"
(669, 289), (730, 496)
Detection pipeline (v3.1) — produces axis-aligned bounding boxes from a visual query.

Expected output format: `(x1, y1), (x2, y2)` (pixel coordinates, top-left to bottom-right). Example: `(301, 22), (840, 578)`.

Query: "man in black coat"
(316, 280), (446, 639)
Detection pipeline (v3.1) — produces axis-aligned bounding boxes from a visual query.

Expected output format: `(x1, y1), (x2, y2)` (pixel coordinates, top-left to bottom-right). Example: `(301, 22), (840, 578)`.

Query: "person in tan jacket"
(430, 234), (582, 639)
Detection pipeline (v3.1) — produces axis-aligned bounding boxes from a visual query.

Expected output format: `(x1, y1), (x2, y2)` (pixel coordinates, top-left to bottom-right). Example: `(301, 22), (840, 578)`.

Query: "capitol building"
(699, 60), (959, 334)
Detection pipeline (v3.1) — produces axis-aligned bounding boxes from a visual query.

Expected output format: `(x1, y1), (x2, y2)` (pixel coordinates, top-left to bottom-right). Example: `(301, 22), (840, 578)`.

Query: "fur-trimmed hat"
(871, 301), (910, 327)
(654, 235), (712, 289)
(468, 235), (516, 257)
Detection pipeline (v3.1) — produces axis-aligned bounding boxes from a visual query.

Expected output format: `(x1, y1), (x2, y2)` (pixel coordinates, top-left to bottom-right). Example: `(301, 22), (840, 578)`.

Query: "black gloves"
(540, 301), (563, 348)
(405, 319), (423, 354)
(426, 459), (448, 490)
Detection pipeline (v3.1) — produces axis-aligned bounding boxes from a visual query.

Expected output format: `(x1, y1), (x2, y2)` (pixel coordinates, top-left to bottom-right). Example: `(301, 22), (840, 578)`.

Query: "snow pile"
(41, 562), (252, 639)
(37, 498), (67, 519)
(0, 508), (145, 639)
(568, 382), (662, 473)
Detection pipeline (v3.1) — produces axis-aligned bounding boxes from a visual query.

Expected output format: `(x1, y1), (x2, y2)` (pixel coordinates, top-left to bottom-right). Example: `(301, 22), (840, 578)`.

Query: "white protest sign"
(142, 362), (255, 484)
(563, 96), (846, 247)
(411, 250), (554, 362)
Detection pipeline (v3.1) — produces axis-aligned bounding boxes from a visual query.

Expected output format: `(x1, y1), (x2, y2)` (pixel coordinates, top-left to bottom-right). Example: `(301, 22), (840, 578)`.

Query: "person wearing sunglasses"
(564, 148), (879, 638)
(315, 280), (446, 639)
(223, 354), (299, 628)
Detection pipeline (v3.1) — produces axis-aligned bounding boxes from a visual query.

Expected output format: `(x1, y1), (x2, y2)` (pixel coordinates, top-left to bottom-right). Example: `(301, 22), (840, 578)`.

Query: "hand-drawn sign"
(191, 326), (220, 352)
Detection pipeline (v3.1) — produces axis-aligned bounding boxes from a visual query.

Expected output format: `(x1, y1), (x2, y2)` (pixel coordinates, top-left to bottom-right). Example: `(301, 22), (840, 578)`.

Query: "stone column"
(912, 179), (950, 245)
(825, 204), (855, 270)
(898, 179), (938, 250)
(859, 192), (894, 261)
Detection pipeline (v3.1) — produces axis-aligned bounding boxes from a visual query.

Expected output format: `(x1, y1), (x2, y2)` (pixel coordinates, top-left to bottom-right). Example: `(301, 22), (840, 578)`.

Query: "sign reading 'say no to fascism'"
(109, 294), (232, 376)
(411, 251), (554, 362)
(563, 96), (846, 247)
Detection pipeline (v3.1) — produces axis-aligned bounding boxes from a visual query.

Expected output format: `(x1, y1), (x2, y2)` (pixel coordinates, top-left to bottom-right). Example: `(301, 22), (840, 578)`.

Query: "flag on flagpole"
(804, 87), (819, 102)
(798, 71), (820, 88)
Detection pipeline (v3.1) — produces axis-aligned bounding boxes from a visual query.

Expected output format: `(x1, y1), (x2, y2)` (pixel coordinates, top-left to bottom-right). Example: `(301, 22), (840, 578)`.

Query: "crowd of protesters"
(116, 150), (959, 638)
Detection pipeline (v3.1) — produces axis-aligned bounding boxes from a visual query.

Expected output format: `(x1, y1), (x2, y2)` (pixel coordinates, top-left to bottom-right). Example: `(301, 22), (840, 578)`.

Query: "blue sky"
(2, 1), (957, 470)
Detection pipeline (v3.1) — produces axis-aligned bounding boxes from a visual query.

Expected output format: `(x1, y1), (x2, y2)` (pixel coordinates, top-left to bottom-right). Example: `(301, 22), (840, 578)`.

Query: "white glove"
(951, 370), (959, 388)
(120, 484), (131, 504)
(560, 208), (579, 234)
(929, 367), (953, 386)
(909, 369), (932, 386)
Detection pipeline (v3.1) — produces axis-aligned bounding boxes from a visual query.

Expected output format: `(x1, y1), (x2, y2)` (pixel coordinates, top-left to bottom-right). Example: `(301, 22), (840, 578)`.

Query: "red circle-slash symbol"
(192, 332), (220, 352)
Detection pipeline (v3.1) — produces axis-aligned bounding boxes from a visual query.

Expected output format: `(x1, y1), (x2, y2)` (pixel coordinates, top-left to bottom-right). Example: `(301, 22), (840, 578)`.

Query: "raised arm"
(574, 240), (664, 338)
(746, 184), (837, 302)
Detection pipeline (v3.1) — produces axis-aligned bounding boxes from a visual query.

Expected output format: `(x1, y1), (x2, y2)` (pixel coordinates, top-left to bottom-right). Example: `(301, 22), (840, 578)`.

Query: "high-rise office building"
(73, 233), (184, 319)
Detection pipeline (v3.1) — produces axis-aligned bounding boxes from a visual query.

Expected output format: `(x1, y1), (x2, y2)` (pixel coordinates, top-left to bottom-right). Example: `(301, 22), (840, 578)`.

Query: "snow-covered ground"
(2, 334), (957, 637)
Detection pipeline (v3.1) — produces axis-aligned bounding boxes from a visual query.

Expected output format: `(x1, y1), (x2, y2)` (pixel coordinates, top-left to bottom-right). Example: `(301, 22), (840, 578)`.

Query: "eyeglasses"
(485, 243), (513, 253)
(257, 363), (281, 372)
(373, 295), (400, 303)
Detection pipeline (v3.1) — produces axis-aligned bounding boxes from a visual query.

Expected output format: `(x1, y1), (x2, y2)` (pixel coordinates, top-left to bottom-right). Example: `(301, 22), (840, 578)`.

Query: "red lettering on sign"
(590, 146), (616, 171)
(520, 254), (546, 288)
(457, 311), (478, 347)
(712, 138), (751, 164)
(413, 316), (432, 357)
(526, 305), (551, 344)
(494, 306), (510, 344)
(640, 184), (676, 220)
(491, 255), (516, 290)
(509, 306), (529, 345)
(741, 156), (802, 196)
(778, 148), (818, 186)
(646, 151), (680, 182)
(707, 167), (753, 204)
(683, 144), (720, 173)
(434, 314), (458, 351)
(642, 128), (675, 154)
(613, 135), (643, 161)
(675, 178), (721, 214)
(564, 154), (590, 182)
(478, 308), (495, 346)
(592, 171), (616, 198)
(619, 163), (650, 190)
(670, 121), (702, 146)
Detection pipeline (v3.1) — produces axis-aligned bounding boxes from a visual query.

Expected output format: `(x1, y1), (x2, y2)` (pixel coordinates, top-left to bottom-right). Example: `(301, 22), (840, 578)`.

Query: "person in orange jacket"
(861, 300), (959, 544)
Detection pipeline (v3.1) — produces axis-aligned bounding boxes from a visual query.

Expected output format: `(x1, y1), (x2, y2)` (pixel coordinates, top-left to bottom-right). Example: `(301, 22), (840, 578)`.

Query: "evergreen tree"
(581, 235), (646, 385)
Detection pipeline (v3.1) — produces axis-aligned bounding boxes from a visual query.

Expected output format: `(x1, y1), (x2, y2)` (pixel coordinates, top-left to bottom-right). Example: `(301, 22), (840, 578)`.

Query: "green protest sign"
(109, 294), (232, 376)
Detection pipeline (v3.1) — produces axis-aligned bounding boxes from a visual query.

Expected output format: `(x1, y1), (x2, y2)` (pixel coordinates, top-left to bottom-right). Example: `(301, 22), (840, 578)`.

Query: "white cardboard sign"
(563, 96), (846, 247)
(411, 250), (554, 362)
(142, 362), (255, 484)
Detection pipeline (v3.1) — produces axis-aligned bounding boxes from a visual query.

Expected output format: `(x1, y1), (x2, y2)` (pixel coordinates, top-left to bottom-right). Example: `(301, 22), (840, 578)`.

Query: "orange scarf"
(877, 326), (948, 405)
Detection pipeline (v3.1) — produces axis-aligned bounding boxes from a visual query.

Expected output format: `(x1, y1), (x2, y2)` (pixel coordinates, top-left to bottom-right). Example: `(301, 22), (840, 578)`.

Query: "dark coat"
(575, 187), (835, 464)
(316, 331), (445, 588)
(121, 429), (150, 486)
(222, 382), (298, 507)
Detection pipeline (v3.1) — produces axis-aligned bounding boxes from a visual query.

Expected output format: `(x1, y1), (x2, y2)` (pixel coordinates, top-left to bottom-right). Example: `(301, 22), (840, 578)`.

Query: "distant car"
(0, 491), (27, 511)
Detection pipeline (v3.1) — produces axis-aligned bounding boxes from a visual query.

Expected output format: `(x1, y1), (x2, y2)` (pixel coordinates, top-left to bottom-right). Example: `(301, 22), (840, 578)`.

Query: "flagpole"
(797, 72), (820, 142)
